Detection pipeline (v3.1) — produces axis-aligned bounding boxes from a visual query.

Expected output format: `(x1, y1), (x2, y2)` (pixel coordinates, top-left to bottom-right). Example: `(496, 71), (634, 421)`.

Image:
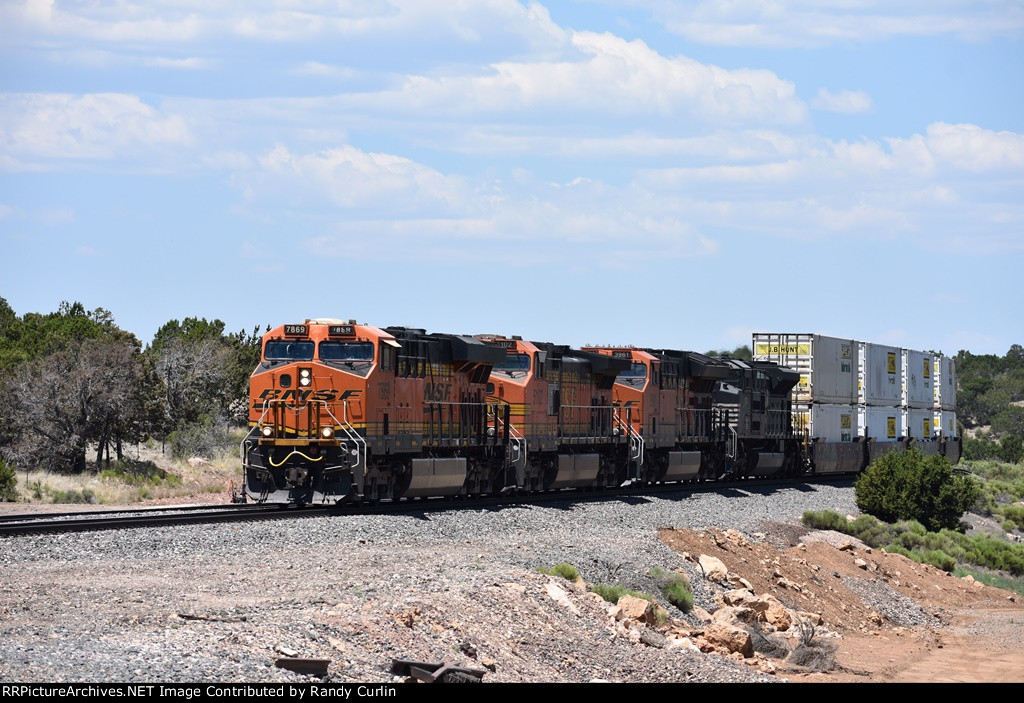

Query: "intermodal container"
(934, 356), (957, 411)
(903, 349), (934, 409)
(934, 410), (958, 439)
(792, 403), (858, 442)
(859, 342), (902, 406)
(752, 333), (857, 405)
(906, 408), (936, 440)
(860, 406), (905, 442)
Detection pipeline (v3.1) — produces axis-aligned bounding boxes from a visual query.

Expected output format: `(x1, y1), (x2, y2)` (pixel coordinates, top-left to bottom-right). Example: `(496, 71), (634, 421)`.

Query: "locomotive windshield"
(264, 340), (314, 361)
(617, 361), (647, 388)
(319, 341), (374, 362)
(493, 352), (531, 374)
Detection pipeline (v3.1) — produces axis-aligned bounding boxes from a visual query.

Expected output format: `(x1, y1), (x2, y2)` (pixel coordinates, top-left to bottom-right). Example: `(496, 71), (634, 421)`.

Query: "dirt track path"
(890, 609), (1024, 683)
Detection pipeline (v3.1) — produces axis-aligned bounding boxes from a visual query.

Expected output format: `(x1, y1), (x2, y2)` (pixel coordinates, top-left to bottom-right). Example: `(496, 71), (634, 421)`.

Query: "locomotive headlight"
(300, 377), (311, 387)
(321, 427), (334, 439)
(261, 425), (273, 437)
(299, 368), (312, 387)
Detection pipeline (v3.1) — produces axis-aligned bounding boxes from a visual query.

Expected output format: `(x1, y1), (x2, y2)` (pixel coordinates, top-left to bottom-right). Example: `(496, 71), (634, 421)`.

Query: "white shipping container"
(907, 408), (936, 440)
(859, 342), (902, 406)
(792, 403), (858, 442)
(752, 333), (857, 404)
(904, 349), (934, 409)
(934, 356), (957, 410)
(934, 410), (958, 439)
(860, 406), (905, 442)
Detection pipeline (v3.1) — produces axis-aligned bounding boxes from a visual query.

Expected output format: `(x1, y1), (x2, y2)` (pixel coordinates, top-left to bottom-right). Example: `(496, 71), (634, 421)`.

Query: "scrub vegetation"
(0, 298), (264, 501)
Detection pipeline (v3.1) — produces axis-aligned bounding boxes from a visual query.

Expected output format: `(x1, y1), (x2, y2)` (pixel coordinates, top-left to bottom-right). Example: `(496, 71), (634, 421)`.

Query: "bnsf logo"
(253, 389), (362, 406)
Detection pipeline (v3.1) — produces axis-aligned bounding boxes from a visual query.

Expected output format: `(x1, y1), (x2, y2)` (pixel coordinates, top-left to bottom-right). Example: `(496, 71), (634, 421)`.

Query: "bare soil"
(660, 523), (1024, 683)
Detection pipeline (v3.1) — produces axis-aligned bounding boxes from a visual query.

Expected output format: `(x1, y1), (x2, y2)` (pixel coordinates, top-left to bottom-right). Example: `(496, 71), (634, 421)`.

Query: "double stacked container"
(752, 333), (863, 473)
(754, 333), (960, 471)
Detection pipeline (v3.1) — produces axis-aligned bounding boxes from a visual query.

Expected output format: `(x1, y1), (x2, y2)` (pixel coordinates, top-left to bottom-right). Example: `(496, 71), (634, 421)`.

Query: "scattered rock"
(698, 555), (729, 582)
(617, 595), (655, 624)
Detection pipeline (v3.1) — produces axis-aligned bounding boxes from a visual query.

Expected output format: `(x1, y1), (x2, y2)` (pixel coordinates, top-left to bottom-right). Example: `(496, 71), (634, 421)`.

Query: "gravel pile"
(839, 575), (933, 628)
(0, 481), (859, 683)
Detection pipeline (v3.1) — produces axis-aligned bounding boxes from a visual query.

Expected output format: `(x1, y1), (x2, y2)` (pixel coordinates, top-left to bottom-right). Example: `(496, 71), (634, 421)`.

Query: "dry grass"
(10, 442), (241, 505)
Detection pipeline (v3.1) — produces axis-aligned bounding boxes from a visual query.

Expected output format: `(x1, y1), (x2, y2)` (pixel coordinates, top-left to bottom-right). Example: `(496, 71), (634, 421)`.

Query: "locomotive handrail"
(612, 407), (644, 466)
(423, 400), (492, 448)
(334, 400), (367, 494)
(487, 403), (526, 470)
(557, 404), (618, 446)
(674, 406), (713, 439)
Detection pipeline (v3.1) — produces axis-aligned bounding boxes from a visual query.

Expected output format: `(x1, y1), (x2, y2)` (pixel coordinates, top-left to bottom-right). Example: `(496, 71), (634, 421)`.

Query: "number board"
(284, 324), (308, 336)
(328, 325), (355, 336)
(612, 351), (633, 359)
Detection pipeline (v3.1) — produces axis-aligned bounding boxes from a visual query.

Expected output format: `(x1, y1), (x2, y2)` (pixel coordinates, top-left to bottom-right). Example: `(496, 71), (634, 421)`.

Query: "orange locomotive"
(243, 320), (506, 504)
(582, 347), (735, 483)
(474, 335), (631, 490)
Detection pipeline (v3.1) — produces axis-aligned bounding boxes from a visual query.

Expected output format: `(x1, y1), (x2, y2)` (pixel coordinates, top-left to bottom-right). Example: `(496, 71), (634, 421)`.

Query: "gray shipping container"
(752, 333), (857, 404)
(934, 410), (958, 439)
(906, 408), (936, 440)
(860, 406), (905, 442)
(793, 402), (858, 442)
(859, 342), (902, 406)
(903, 349), (934, 409)
(934, 355), (957, 410)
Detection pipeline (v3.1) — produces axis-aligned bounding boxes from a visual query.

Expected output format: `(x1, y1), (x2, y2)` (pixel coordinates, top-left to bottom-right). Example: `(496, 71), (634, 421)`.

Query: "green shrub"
(954, 567), (1024, 597)
(589, 583), (657, 605)
(921, 549), (956, 572)
(662, 580), (694, 612)
(99, 460), (182, 488)
(801, 509), (849, 531)
(167, 414), (236, 460)
(0, 459), (16, 501)
(49, 488), (96, 504)
(536, 562), (580, 581)
(648, 566), (694, 613)
(999, 434), (1024, 464)
(855, 448), (981, 532)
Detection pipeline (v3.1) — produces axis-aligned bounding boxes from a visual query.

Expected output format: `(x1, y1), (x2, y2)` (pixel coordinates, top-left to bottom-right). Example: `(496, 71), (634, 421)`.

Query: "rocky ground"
(1, 480), (1022, 684)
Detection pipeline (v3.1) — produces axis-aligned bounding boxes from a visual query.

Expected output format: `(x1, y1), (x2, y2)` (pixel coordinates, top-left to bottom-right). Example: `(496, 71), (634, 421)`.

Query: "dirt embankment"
(660, 525), (1024, 683)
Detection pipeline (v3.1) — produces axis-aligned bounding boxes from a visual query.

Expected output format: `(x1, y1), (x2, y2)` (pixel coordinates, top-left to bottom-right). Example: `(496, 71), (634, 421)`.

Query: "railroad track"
(0, 474), (854, 538)
(0, 502), (314, 537)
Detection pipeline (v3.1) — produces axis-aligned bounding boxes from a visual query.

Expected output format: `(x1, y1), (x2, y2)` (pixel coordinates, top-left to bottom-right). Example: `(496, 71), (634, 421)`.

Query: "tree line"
(956, 345), (1024, 463)
(0, 298), (264, 473)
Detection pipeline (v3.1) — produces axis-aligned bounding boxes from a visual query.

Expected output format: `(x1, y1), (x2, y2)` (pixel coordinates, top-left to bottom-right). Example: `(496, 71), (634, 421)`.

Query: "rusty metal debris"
(274, 657), (331, 676)
(391, 658), (486, 683)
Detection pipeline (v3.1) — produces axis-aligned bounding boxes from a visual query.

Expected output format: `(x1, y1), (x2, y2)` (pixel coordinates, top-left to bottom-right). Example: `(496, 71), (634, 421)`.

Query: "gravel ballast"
(0, 481), (858, 683)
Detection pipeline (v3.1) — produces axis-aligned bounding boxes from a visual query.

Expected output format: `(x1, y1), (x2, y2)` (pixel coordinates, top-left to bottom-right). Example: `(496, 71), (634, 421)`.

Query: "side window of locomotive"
(319, 341), (374, 363)
(264, 340), (315, 361)
(379, 343), (395, 371)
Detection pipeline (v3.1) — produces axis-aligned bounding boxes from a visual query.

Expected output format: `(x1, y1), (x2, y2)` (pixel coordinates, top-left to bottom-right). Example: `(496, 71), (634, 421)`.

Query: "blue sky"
(2, 0), (1022, 356)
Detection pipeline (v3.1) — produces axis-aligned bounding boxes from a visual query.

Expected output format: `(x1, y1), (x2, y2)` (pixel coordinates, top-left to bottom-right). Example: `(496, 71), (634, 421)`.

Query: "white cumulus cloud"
(0, 93), (193, 171)
(811, 88), (873, 114)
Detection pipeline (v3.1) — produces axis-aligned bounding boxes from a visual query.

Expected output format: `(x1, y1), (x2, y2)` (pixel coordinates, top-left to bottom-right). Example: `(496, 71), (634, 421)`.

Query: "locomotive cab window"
(494, 352), (531, 375)
(265, 340), (314, 361)
(618, 362), (647, 388)
(319, 341), (374, 363)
